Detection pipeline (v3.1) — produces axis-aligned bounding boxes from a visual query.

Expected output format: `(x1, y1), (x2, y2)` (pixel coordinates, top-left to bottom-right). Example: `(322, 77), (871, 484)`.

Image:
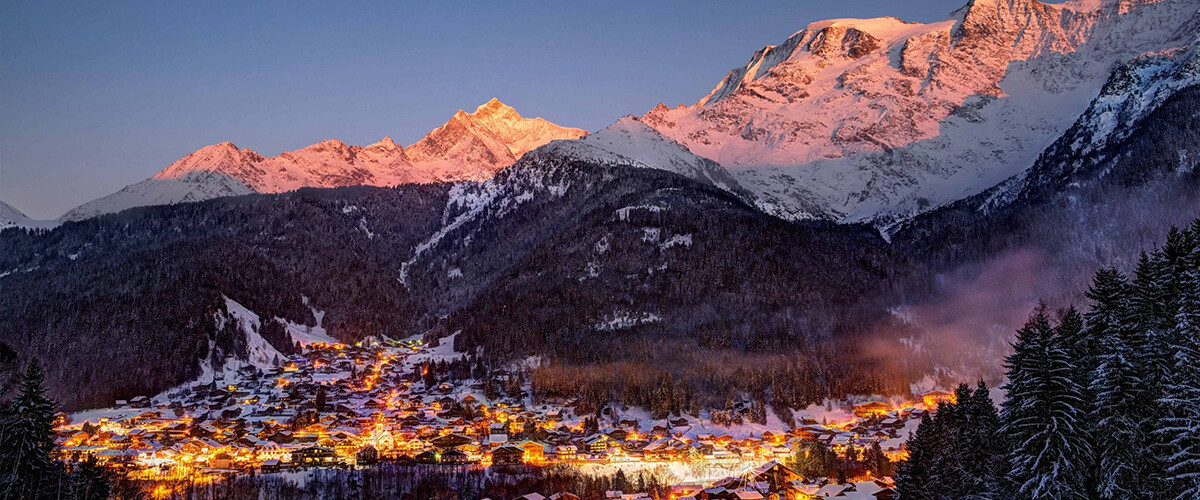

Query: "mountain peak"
(367, 136), (401, 152)
(643, 0), (1191, 224)
(0, 199), (55, 231)
(65, 101), (588, 222)
(310, 138), (348, 149)
(204, 141), (242, 152)
(407, 100), (587, 173)
(475, 97), (509, 112)
(471, 98), (521, 122)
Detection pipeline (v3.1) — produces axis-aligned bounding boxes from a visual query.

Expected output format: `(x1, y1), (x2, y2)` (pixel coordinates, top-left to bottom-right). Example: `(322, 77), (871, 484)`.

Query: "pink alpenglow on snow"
(60, 99), (586, 222)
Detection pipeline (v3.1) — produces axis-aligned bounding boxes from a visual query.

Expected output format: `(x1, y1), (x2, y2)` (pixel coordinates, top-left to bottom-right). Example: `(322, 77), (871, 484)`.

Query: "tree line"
(0, 359), (112, 500)
(897, 222), (1200, 499)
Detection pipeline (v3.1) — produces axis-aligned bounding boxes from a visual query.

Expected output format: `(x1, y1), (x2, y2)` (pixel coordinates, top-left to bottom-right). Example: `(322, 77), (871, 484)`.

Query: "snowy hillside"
(0, 199), (57, 231)
(398, 116), (756, 287)
(642, 0), (1199, 225)
(533, 116), (751, 198)
(61, 99), (585, 222)
(981, 27), (1200, 210)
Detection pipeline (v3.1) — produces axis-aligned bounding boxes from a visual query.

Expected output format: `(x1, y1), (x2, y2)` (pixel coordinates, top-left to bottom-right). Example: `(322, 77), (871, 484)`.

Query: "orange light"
(151, 484), (173, 499)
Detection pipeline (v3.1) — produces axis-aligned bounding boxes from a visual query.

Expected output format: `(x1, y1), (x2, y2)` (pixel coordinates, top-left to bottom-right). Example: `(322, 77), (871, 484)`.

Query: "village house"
(918, 390), (957, 408)
(491, 445), (524, 466)
(293, 446), (339, 466)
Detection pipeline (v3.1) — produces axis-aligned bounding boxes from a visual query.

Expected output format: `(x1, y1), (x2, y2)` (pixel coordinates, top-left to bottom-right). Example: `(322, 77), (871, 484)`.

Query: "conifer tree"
(71, 455), (110, 500)
(1132, 251), (1171, 334)
(1053, 306), (1099, 497)
(1087, 268), (1156, 499)
(928, 389), (968, 496)
(1156, 230), (1200, 499)
(1000, 309), (1091, 499)
(315, 386), (327, 413)
(0, 359), (60, 500)
(959, 380), (1002, 499)
(896, 412), (936, 499)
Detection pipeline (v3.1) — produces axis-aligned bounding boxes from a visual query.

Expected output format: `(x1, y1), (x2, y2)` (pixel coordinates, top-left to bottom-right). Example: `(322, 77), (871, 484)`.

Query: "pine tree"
(315, 386), (327, 413)
(0, 359), (60, 500)
(928, 390), (968, 497)
(959, 380), (1002, 499)
(71, 455), (110, 500)
(1053, 306), (1099, 498)
(1000, 309), (1091, 499)
(1056, 307), (1093, 374)
(1087, 268), (1157, 499)
(1132, 251), (1171, 335)
(863, 441), (892, 478)
(896, 412), (936, 499)
(1156, 232), (1200, 499)
(787, 441), (839, 480)
(1130, 241), (1189, 497)
(613, 469), (629, 492)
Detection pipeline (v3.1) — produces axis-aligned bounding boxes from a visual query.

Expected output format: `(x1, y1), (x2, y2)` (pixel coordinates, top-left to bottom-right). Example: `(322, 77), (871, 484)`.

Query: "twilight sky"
(1, 0), (965, 219)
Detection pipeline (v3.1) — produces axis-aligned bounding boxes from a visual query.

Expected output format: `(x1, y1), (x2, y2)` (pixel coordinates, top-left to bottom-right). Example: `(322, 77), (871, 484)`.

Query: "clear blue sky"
(0, 0), (965, 219)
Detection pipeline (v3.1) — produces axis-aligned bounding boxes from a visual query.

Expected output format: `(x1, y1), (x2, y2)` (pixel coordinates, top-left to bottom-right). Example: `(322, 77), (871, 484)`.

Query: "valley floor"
(52, 337), (939, 498)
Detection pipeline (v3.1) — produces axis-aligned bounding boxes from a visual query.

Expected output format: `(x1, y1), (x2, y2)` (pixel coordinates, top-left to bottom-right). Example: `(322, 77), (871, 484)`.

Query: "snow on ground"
(539, 116), (747, 196)
(0, 199), (58, 231)
(659, 234), (692, 250)
(223, 296), (287, 368)
(285, 298), (336, 346)
(793, 402), (859, 427)
(406, 332), (466, 365)
(594, 311), (662, 331)
(579, 459), (756, 484)
(615, 204), (664, 222)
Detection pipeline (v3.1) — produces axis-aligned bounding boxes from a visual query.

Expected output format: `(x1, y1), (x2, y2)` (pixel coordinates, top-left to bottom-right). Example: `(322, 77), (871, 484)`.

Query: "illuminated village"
(51, 336), (957, 499)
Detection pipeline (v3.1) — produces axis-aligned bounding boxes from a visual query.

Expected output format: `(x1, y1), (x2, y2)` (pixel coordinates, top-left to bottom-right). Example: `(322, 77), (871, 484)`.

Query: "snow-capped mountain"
(61, 99), (586, 222)
(0, 199), (55, 231)
(981, 25), (1200, 210)
(396, 116), (753, 287)
(532, 116), (751, 198)
(642, 0), (1199, 225)
(406, 98), (588, 181)
(892, 26), (1200, 298)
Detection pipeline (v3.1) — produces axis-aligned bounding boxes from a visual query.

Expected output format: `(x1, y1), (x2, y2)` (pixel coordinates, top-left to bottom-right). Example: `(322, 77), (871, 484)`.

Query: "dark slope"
(0, 185), (451, 408)
(895, 83), (1200, 302)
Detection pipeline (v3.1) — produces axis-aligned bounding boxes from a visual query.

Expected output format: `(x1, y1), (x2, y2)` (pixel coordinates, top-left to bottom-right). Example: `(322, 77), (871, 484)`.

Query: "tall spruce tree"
(896, 412), (937, 499)
(1156, 226), (1200, 499)
(928, 387), (970, 496)
(863, 441), (892, 478)
(1054, 307), (1099, 498)
(71, 455), (110, 500)
(1000, 309), (1091, 499)
(0, 359), (60, 500)
(1131, 242), (1187, 496)
(1087, 268), (1157, 499)
(959, 381), (1002, 499)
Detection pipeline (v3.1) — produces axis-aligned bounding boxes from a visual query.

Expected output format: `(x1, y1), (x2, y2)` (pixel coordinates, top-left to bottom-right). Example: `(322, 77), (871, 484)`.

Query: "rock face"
(61, 99), (586, 222)
(642, 0), (1198, 226)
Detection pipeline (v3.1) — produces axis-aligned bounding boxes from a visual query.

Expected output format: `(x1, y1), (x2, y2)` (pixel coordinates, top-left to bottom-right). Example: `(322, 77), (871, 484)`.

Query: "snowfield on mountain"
(0, 199), (55, 231)
(60, 99), (585, 222)
(641, 0), (1199, 227)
